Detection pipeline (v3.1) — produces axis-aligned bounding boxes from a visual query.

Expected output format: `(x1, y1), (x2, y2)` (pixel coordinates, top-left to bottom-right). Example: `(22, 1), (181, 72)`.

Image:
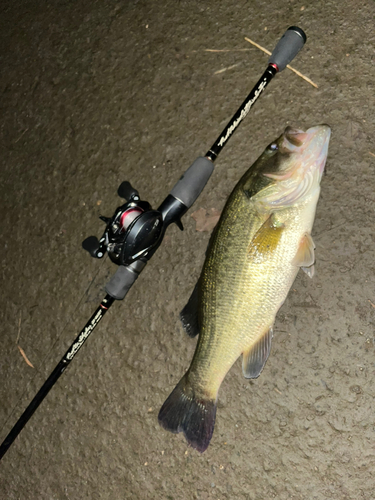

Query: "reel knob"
(82, 236), (102, 258)
(118, 181), (139, 201)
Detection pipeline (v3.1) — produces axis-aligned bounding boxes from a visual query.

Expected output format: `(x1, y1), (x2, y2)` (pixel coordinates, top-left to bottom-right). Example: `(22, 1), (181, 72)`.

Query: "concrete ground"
(1, 1), (374, 499)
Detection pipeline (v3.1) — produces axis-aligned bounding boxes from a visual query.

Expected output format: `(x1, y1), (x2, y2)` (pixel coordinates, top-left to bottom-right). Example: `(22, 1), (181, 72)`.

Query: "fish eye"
(268, 143), (278, 151)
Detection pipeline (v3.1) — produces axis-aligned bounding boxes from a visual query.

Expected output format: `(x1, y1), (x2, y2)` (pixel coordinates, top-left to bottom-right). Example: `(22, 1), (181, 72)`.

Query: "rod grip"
(105, 261), (146, 300)
(268, 26), (306, 72)
(169, 157), (214, 209)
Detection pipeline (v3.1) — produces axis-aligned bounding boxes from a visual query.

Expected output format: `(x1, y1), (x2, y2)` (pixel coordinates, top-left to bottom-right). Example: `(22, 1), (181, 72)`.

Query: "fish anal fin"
(292, 232), (315, 269)
(242, 327), (273, 379)
(180, 282), (200, 337)
(248, 214), (285, 262)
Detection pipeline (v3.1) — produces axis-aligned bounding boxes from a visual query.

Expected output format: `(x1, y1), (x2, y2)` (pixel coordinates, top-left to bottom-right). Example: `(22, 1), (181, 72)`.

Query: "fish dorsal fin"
(242, 327), (273, 379)
(292, 232), (315, 278)
(180, 282), (200, 338)
(248, 214), (285, 262)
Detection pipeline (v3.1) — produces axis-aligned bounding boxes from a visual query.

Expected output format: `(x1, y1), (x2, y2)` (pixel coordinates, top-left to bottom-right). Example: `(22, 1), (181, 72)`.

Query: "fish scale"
(159, 124), (331, 452)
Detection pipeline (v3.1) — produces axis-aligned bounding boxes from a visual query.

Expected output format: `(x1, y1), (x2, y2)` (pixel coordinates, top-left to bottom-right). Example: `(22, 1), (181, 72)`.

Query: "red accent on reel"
(119, 208), (143, 232)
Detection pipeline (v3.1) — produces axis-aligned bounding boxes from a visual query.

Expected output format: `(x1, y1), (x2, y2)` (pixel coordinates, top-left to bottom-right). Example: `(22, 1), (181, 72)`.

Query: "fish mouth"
(258, 124), (331, 207)
(305, 124), (331, 146)
(284, 124), (331, 149)
(303, 125), (331, 176)
(284, 126), (308, 147)
(283, 124), (331, 176)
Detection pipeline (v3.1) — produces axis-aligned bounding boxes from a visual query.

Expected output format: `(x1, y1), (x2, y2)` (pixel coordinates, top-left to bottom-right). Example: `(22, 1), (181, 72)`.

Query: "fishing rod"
(0, 26), (306, 460)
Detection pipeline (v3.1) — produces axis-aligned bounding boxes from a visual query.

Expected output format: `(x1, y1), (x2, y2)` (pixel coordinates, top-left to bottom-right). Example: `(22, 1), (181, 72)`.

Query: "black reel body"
(113, 205), (163, 266)
(82, 186), (164, 266)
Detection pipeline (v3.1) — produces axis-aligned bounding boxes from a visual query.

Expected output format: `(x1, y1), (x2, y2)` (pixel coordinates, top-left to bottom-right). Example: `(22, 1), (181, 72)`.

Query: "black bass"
(158, 125), (331, 452)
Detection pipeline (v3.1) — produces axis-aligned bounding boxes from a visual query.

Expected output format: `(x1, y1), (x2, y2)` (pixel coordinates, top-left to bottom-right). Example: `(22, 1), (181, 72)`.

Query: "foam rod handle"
(170, 157), (214, 209)
(268, 26), (306, 72)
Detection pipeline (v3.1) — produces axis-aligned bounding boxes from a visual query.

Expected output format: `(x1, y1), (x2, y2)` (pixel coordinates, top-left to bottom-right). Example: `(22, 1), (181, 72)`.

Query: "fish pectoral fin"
(242, 327), (273, 379)
(248, 214), (285, 261)
(180, 282), (200, 338)
(292, 232), (315, 274)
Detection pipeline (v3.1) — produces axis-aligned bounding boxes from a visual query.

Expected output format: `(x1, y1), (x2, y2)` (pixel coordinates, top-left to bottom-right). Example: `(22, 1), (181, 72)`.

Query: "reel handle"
(82, 235), (101, 258)
(118, 181), (140, 201)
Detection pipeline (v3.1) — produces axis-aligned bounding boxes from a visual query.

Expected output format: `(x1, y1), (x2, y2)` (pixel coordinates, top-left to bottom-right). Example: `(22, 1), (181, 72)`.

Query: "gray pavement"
(1, 1), (374, 499)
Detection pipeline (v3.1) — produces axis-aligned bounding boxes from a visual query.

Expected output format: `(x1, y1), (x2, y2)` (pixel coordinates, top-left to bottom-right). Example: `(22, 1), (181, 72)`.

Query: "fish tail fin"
(158, 374), (217, 453)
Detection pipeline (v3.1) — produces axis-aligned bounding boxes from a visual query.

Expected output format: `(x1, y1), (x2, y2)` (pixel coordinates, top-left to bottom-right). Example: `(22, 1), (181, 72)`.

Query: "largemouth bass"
(158, 125), (331, 452)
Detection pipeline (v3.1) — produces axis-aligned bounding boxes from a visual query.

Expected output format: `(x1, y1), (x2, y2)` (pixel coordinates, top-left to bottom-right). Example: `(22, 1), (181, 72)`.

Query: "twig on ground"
(192, 49), (252, 53)
(17, 345), (35, 369)
(244, 36), (318, 88)
(214, 63), (241, 75)
(15, 313), (35, 368)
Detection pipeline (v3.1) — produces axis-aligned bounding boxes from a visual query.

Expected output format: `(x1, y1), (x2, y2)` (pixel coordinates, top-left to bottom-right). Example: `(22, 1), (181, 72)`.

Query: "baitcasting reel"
(81, 155), (215, 301)
(82, 181), (166, 267)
